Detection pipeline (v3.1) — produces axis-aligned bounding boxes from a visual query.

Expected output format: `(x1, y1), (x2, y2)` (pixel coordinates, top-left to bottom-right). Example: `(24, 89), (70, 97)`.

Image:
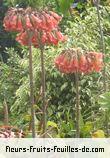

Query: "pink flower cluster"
(3, 8), (66, 47)
(55, 51), (103, 74)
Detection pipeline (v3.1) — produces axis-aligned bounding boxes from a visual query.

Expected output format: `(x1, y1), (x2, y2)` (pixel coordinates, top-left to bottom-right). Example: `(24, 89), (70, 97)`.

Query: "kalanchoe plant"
(3, 7), (66, 46)
(3, 7), (66, 138)
(55, 49), (103, 74)
(55, 48), (104, 137)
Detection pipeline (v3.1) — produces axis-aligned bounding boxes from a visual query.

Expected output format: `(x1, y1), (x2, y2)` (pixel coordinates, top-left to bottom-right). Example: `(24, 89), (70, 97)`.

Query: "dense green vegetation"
(0, 0), (110, 138)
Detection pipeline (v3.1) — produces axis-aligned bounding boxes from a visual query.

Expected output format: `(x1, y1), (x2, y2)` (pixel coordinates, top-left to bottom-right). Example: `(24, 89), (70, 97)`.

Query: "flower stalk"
(75, 70), (80, 138)
(40, 47), (46, 137)
(28, 33), (36, 138)
(3, 7), (66, 138)
(3, 98), (9, 126)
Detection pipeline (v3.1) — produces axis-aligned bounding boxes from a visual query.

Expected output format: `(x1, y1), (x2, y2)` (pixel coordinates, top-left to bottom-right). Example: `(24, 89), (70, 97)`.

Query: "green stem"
(95, 0), (106, 91)
(3, 98), (9, 126)
(75, 71), (80, 138)
(105, 110), (109, 137)
(40, 47), (46, 137)
(28, 36), (36, 138)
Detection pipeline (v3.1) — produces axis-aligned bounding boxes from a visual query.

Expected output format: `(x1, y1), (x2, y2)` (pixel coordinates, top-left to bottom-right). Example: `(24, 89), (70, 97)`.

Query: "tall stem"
(3, 98), (9, 125)
(28, 37), (36, 138)
(95, 0), (106, 91)
(105, 110), (109, 137)
(96, 0), (109, 136)
(75, 71), (80, 138)
(40, 47), (46, 137)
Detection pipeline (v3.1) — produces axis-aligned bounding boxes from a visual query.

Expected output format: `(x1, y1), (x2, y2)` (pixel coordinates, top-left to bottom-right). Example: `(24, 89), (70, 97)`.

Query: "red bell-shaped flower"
(55, 50), (103, 74)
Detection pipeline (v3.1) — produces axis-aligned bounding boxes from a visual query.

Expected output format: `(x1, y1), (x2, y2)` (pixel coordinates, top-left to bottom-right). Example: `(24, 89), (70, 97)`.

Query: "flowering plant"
(4, 8), (66, 47)
(3, 7), (66, 138)
(55, 49), (103, 74)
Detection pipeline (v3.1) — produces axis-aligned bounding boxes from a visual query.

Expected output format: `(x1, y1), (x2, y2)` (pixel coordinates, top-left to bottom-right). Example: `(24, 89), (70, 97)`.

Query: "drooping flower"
(87, 52), (103, 72)
(31, 11), (62, 31)
(3, 14), (23, 32)
(79, 55), (89, 73)
(4, 7), (66, 47)
(3, 8), (62, 32)
(55, 50), (103, 74)
(16, 30), (66, 47)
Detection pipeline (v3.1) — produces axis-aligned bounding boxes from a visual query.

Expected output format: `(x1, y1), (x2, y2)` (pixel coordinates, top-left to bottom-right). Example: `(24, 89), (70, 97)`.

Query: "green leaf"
(61, 82), (68, 91)
(58, 0), (73, 14)
(47, 121), (58, 129)
(98, 92), (110, 109)
(81, 121), (93, 133)
(79, 112), (84, 129)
